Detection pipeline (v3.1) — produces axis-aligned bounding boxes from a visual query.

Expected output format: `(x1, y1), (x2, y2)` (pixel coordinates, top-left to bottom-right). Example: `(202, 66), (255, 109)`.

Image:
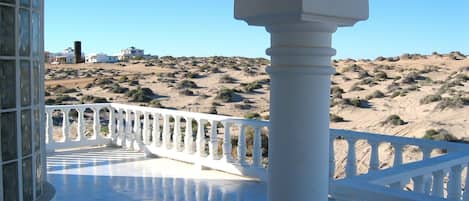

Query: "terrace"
(1, 0), (468, 200)
(45, 103), (469, 201)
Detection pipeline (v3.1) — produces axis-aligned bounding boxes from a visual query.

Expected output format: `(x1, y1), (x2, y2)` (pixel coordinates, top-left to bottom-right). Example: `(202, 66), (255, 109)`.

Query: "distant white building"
(119, 47), (144, 61)
(85, 53), (118, 63)
(49, 47), (84, 64)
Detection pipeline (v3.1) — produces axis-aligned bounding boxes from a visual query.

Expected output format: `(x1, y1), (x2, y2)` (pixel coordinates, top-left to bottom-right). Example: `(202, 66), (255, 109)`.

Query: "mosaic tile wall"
(0, 0), (44, 200)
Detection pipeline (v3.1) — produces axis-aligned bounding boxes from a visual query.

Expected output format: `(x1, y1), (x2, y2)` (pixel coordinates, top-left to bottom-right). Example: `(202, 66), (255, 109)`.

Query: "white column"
(77, 108), (85, 141)
(92, 107), (101, 140)
(234, 1), (368, 200)
(266, 22), (337, 201)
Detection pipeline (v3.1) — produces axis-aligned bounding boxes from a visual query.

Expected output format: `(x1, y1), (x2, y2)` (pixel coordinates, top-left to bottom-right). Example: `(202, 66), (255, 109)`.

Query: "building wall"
(0, 0), (46, 200)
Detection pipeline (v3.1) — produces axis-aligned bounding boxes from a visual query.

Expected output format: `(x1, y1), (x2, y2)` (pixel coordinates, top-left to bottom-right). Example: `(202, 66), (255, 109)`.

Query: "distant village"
(45, 41), (155, 64)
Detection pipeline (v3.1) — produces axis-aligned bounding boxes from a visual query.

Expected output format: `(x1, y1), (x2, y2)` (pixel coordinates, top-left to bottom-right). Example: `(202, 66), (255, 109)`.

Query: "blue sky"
(45, 1), (469, 59)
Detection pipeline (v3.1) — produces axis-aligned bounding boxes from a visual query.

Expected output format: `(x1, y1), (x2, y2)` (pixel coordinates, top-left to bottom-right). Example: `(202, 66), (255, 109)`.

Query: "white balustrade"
(46, 103), (469, 200)
(45, 104), (112, 152)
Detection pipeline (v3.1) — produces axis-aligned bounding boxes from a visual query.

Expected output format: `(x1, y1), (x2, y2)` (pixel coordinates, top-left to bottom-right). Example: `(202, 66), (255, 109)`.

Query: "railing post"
(173, 115), (182, 151)
(369, 141), (380, 171)
(184, 117), (194, 154)
(92, 107), (101, 140)
(77, 108), (85, 142)
(329, 137), (335, 179)
(448, 165), (463, 200)
(151, 113), (160, 147)
(252, 126), (262, 167)
(208, 120), (219, 160)
(162, 114), (171, 149)
(413, 175), (425, 194)
(133, 110), (142, 142)
(393, 143), (403, 166)
(432, 170), (446, 198)
(346, 138), (357, 177)
(195, 119), (206, 157)
(143, 112), (150, 145)
(61, 108), (70, 142)
(124, 109), (132, 149)
(45, 110), (53, 145)
(221, 122), (233, 162)
(464, 165), (469, 201)
(108, 107), (116, 142)
(237, 124), (247, 166)
(422, 147), (433, 160)
(117, 109), (124, 145)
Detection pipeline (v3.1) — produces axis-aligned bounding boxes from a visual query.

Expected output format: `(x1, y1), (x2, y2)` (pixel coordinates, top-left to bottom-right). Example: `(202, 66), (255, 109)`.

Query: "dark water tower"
(74, 41), (83, 63)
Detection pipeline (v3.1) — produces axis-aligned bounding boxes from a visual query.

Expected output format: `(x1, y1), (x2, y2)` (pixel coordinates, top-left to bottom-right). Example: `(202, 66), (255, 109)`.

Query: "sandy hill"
(45, 52), (469, 141)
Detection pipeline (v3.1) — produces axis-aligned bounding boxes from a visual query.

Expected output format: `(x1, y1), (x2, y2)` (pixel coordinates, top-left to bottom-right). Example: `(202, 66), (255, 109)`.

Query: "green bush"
(383, 115), (406, 126)
(126, 87), (156, 102)
(177, 80), (198, 89)
(423, 129), (457, 142)
(244, 112), (261, 120)
(420, 94), (442, 104)
(242, 81), (262, 93)
(108, 83), (129, 94)
(216, 88), (239, 103)
(80, 95), (108, 103)
(219, 75), (237, 83)
(330, 114), (345, 122)
(366, 90), (385, 100)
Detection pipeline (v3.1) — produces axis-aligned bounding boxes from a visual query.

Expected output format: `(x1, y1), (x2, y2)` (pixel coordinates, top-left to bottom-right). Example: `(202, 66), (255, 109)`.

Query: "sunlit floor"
(47, 148), (267, 201)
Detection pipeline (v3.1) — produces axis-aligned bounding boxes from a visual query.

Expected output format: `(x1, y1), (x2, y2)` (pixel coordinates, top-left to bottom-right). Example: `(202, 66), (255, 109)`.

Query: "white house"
(85, 53), (119, 63)
(49, 47), (84, 64)
(119, 46), (145, 60)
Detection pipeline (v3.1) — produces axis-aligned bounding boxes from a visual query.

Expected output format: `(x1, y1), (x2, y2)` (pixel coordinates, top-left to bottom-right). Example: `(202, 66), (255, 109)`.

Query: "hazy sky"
(45, 1), (469, 59)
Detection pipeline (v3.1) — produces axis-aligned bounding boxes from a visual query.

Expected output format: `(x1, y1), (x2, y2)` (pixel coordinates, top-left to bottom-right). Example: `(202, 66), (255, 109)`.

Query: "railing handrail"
(351, 150), (469, 185)
(331, 129), (469, 152)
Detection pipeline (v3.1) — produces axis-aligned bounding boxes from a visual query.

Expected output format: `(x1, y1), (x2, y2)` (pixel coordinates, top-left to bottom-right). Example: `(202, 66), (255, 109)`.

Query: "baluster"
(237, 124), (247, 165)
(196, 119), (206, 157)
(124, 109), (133, 149)
(108, 108), (116, 141)
(117, 109), (124, 145)
(208, 120), (219, 160)
(173, 116), (182, 151)
(432, 170), (446, 198)
(329, 137), (335, 179)
(184, 117), (194, 154)
(422, 147), (433, 160)
(77, 108), (85, 141)
(133, 110), (142, 141)
(346, 138), (357, 177)
(369, 140), (380, 171)
(45, 110), (53, 144)
(162, 114), (171, 149)
(151, 113), (160, 147)
(423, 175), (433, 195)
(143, 112), (150, 145)
(413, 175), (425, 193)
(222, 122), (233, 162)
(463, 165), (469, 201)
(92, 107), (101, 140)
(252, 126), (262, 167)
(448, 165), (463, 200)
(61, 108), (70, 142)
(393, 143), (403, 166)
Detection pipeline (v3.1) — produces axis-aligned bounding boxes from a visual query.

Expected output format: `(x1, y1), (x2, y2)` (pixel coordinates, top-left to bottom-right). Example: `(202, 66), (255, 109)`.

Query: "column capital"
(235, 0), (368, 27)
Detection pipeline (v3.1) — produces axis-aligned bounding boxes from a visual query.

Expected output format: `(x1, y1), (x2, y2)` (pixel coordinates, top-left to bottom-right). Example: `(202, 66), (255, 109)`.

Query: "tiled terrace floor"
(47, 148), (267, 201)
